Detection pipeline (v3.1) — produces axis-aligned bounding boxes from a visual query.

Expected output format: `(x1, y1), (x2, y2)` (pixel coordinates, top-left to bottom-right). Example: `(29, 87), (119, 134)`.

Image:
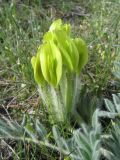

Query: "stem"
(66, 73), (74, 116)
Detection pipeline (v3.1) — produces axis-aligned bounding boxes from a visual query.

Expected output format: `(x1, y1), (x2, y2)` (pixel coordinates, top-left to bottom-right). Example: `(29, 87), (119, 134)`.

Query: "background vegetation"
(0, 0), (120, 159)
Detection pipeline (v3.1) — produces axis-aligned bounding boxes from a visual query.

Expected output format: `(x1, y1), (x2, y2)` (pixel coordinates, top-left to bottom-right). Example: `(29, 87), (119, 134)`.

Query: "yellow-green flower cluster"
(31, 19), (88, 87)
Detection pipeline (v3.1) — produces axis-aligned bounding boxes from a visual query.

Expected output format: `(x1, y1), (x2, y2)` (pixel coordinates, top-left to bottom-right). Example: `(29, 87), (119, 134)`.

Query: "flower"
(31, 19), (88, 87)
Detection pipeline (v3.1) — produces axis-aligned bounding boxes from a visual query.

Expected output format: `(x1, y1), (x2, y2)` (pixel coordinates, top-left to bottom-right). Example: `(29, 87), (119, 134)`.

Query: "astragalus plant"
(0, 110), (103, 160)
(31, 19), (88, 124)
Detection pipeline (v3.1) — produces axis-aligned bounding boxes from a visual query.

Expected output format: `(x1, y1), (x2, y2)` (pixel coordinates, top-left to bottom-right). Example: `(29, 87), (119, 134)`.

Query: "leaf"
(104, 98), (115, 113)
(24, 123), (36, 140)
(112, 94), (120, 113)
(98, 111), (116, 118)
(100, 148), (114, 160)
(35, 119), (47, 140)
(21, 114), (27, 126)
(92, 109), (100, 132)
(52, 126), (63, 150)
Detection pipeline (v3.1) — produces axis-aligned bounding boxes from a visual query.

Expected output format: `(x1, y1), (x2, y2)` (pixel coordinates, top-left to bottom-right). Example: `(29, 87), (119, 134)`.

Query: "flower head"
(31, 19), (88, 86)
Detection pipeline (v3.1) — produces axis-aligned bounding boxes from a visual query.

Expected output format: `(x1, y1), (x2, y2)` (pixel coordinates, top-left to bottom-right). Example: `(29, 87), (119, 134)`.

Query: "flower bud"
(31, 19), (88, 87)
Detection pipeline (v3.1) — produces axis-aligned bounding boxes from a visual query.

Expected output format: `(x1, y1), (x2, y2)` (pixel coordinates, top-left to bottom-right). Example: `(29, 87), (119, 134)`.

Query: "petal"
(31, 56), (36, 69)
(50, 41), (62, 85)
(43, 31), (53, 42)
(74, 38), (88, 73)
(47, 43), (57, 86)
(40, 43), (51, 84)
(49, 19), (62, 31)
(53, 31), (73, 71)
(62, 23), (71, 35)
(31, 52), (45, 85)
(66, 39), (79, 71)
